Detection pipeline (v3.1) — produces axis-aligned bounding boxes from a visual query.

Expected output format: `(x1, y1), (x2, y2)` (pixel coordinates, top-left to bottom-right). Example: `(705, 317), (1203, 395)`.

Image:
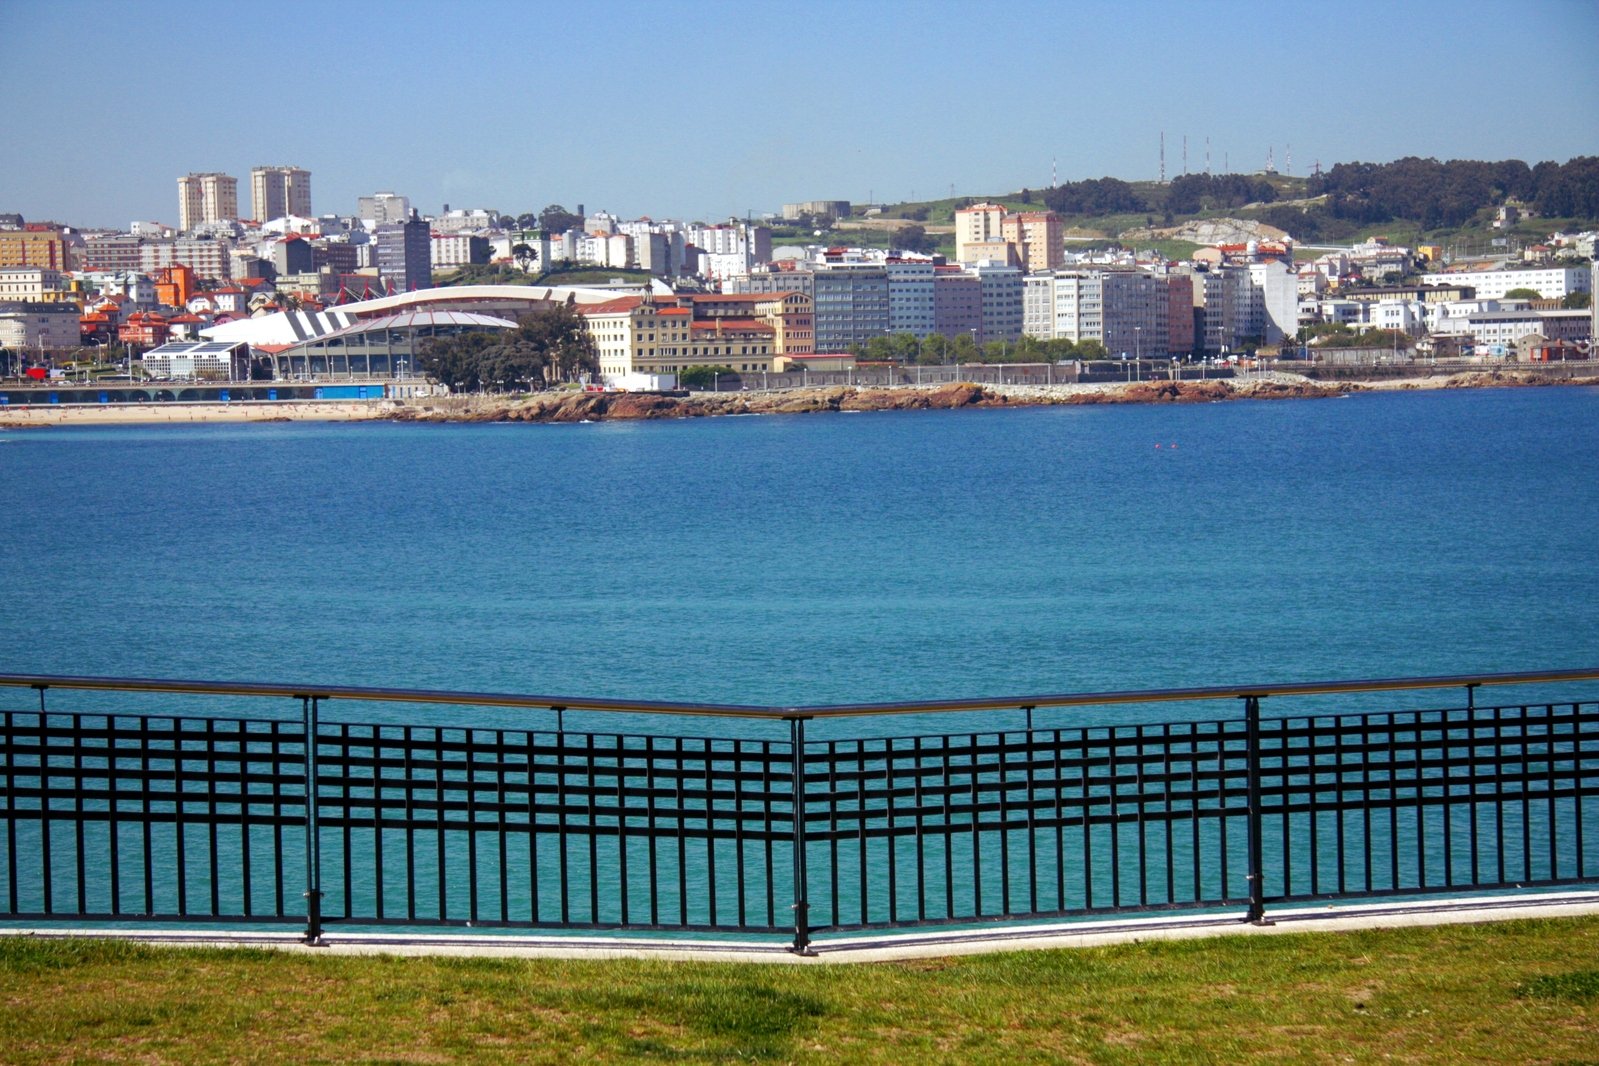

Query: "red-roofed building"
(119, 311), (171, 347)
(577, 290), (812, 384)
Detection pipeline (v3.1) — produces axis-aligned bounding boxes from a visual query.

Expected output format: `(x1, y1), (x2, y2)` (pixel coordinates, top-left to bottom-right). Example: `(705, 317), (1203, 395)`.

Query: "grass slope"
(1, 917), (1596, 1063)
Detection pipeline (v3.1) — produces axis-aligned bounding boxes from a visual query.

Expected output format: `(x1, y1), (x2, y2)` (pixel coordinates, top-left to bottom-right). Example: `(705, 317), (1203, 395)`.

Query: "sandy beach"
(1, 370), (1594, 429)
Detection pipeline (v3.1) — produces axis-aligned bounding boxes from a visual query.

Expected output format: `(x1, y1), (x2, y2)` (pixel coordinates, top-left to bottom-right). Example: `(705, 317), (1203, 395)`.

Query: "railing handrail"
(2, 667), (1596, 721)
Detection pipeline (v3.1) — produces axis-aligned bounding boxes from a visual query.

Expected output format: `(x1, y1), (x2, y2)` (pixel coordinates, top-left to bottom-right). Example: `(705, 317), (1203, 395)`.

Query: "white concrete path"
(4, 890), (1597, 965)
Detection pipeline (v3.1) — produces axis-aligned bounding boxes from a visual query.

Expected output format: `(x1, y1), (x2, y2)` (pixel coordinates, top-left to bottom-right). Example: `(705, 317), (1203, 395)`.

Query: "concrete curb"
(4, 891), (1597, 964)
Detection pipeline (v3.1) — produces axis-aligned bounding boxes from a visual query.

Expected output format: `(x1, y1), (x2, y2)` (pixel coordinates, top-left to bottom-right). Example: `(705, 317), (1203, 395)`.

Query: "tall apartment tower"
(375, 210), (433, 291)
(954, 203), (1006, 265)
(250, 165), (312, 221)
(177, 172), (239, 232)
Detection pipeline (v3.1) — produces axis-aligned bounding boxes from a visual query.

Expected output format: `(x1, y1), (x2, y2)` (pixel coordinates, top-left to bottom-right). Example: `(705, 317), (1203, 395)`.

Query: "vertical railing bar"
(4, 712), (18, 916)
(1025, 710), (1038, 917)
(1546, 706), (1558, 880)
(588, 733), (600, 925)
(1494, 710), (1507, 886)
(788, 716), (812, 955)
(732, 740), (746, 930)
(828, 739), (840, 925)
(857, 742), (869, 925)
(173, 717), (186, 919)
(1244, 695), (1268, 924)
(75, 717), (88, 916)
(971, 731), (983, 917)
(1082, 732), (1094, 911)
(435, 729), (449, 923)
(645, 734), (659, 928)
(301, 696), (323, 944)
(998, 731), (1012, 916)
(943, 739), (954, 920)
(1387, 714), (1400, 892)
(618, 735), (632, 928)
(1307, 717), (1319, 897)
(340, 723), (353, 923)
(675, 737), (688, 928)
(404, 726), (417, 924)
(1442, 709), (1455, 889)
(205, 718), (219, 918)
(1419, 715), (1432, 894)
(1521, 706), (1532, 884)
(913, 735), (927, 923)
(557, 719), (570, 926)
(498, 729), (510, 925)
(466, 729), (480, 926)
(1162, 723), (1174, 906)
(762, 739), (774, 927)
(108, 715), (123, 916)
(1108, 726), (1120, 908)
(704, 738), (717, 929)
(371, 726), (384, 922)
(1573, 700), (1586, 875)
(886, 738), (898, 925)
(1054, 729), (1066, 912)
(1135, 724), (1148, 908)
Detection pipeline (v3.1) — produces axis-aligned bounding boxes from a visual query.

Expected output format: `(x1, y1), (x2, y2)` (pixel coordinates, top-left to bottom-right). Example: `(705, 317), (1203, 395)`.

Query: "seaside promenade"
(3, 368), (1595, 428)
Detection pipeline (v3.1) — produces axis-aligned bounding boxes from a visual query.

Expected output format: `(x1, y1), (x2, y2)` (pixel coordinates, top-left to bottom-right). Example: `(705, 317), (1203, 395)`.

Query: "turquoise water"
(3, 386), (1597, 934)
(4, 387), (1596, 714)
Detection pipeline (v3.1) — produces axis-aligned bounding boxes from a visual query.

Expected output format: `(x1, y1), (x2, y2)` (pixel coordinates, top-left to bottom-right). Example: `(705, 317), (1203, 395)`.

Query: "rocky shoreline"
(3, 370), (1593, 429)
(392, 369), (1598, 425)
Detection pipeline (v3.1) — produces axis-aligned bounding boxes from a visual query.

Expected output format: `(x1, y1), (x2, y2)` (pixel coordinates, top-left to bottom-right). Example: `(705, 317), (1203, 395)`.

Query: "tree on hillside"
(511, 243), (538, 273)
(892, 224), (935, 255)
(1561, 291), (1591, 309)
(1504, 288), (1542, 301)
(540, 204), (584, 233)
(515, 212), (539, 230)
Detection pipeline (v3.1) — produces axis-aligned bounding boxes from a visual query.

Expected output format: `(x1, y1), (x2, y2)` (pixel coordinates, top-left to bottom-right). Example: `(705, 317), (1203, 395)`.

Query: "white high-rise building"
(358, 192), (411, 227)
(250, 166), (313, 222)
(177, 172), (238, 232)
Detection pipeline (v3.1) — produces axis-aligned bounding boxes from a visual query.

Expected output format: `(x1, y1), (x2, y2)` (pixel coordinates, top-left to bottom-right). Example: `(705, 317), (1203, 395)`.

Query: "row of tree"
(846, 332), (1109, 365)
(417, 304), (599, 392)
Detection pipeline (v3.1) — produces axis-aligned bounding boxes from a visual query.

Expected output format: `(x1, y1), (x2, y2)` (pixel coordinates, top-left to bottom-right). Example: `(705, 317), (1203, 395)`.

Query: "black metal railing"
(1, 669), (1596, 952)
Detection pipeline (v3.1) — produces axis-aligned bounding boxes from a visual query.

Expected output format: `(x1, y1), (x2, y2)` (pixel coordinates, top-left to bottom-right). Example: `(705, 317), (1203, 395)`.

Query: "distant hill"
(870, 157), (1599, 249)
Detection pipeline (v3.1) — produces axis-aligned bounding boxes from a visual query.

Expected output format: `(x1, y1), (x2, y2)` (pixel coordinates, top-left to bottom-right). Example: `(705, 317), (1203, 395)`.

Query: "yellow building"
(0, 228), (71, 271)
(582, 291), (813, 382)
(1002, 211), (1064, 272)
(954, 203), (1006, 265)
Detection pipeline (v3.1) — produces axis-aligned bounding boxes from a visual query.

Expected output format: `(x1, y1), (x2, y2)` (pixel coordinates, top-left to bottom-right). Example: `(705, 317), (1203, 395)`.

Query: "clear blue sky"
(3, 0), (1596, 229)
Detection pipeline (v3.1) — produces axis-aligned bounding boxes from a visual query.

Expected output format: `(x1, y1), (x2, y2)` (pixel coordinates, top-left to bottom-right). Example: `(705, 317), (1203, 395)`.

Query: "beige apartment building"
(582, 292), (813, 382)
(177, 172), (238, 232)
(955, 203), (1062, 271)
(954, 203), (1006, 265)
(1002, 211), (1064, 273)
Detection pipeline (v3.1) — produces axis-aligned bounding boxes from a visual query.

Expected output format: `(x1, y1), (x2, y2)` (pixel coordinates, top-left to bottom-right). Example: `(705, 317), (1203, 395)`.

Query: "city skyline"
(3, 0), (1597, 229)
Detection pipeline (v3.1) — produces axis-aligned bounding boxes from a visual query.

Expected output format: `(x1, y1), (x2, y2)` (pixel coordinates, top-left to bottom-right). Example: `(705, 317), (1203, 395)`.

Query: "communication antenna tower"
(1312, 158), (1322, 178)
(1206, 137), (1211, 175)
(1052, 157), (1057, 188)
(1182, 135), (1188, 176)
(1266, 146), (1276, 174)
(1286, 145), (1292, 176)
(1160, 131), (1165, 183)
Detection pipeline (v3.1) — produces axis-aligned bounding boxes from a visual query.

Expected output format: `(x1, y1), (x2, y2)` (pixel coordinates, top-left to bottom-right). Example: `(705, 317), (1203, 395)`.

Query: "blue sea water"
(2, 386), (1597, 728)
(3, 385), (1598, 934)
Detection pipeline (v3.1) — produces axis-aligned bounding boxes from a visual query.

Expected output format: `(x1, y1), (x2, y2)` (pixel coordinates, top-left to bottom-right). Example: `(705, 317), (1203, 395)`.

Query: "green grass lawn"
(2, 916), (1596, 1063)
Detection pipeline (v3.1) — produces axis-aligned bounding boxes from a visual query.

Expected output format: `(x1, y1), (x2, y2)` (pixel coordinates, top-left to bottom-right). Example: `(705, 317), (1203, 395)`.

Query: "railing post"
(301, 695), (325, 945)
(1243, 694), (1271, 925)
(788, 715), (814, 956)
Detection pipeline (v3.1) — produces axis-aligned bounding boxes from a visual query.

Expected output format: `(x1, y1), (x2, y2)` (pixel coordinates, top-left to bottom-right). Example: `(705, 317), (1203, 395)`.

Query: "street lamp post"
(1134, 326), (1142, 381)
